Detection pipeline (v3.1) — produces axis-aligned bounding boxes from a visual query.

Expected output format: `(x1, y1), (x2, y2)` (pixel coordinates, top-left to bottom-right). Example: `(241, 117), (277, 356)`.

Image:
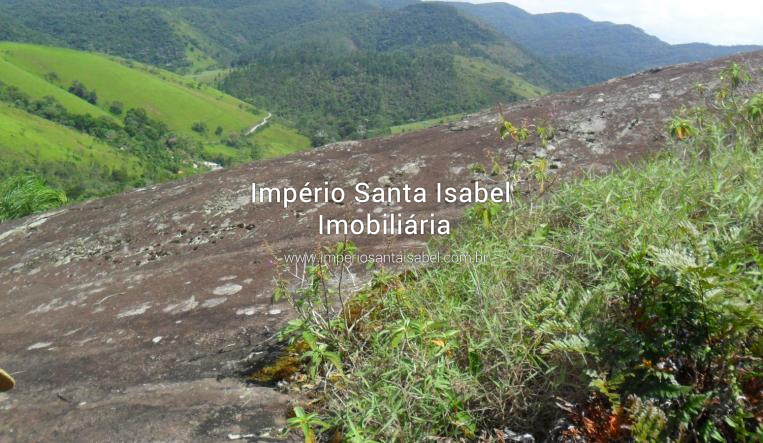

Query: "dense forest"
(0, 2), (188, 69)
(0, 16), (51, 43)
(0, 0), (414, 70)
(224, 48), (528, 144)
(450, 1), (761, 87)
(0, 0), (758, 143)
(222, 3), (552, 144)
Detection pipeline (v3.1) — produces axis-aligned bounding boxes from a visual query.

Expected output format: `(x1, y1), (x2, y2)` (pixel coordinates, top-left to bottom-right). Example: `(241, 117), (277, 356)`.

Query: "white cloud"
(441, 0), (763, 46)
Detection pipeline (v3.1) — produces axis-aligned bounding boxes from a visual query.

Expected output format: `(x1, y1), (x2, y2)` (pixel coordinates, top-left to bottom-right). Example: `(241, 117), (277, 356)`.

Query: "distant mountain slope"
(0, 43), (309, 197)
(0, 0), (416, 72)
(250, 2), (499, 53)
(222, 2), (553, 144)
(449, 1), (761, 87)
(1, 0), (757, 86)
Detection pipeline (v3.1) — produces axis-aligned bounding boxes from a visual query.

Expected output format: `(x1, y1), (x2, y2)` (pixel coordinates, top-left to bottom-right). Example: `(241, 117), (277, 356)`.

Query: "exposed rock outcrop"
(1, 52), (761, 441)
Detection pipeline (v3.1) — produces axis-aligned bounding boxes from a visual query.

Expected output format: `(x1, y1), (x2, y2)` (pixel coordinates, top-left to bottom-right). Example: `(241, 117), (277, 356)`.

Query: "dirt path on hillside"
(247, 112), (272, 135)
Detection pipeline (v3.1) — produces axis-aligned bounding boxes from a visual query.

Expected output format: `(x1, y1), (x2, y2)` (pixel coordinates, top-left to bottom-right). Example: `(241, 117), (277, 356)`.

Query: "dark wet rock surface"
(1, 52), (761, 441)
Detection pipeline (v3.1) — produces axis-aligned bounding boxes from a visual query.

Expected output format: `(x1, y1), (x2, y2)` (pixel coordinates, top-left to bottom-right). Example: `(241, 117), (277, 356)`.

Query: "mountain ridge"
(447, 1), (761, 87)
(2, 0), (757, 80)
(2, 0), (759, 143)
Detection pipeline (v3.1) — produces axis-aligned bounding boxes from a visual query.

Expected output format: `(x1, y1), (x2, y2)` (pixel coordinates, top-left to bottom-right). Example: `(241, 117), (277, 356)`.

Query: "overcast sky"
(442, 1), (763, 46)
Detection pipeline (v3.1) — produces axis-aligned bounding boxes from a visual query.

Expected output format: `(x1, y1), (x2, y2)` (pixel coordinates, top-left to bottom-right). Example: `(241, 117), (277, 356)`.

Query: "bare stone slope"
(1, 51), (761, 442)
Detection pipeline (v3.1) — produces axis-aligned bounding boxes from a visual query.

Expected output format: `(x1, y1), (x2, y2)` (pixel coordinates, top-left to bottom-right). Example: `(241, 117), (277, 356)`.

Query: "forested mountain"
(0, 15), (51, 43)
(221, 3), (553, 144)
(1, 0), (758, 143)
(449, 1), (761, 87)
(2, 0), (757, 80)
(2, 0), (756, 80)
(0, 0), (416, 71)
(0, 0), (553, 143)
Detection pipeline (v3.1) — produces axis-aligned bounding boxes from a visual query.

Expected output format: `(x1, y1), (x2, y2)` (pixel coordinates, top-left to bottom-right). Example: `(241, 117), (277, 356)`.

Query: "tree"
(109, 101), (124, 115)
(68, 80), (98, 104)
(192, 121), (208, 134)
(124, 107), (167, 140)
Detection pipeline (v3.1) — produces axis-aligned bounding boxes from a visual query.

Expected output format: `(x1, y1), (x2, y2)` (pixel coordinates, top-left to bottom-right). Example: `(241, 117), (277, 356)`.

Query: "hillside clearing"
(0, 42), (264, 135)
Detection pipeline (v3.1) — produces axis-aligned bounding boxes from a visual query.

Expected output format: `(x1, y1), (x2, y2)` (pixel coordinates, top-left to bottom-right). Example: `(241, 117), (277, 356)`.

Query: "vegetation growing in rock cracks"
(270, 64), (763, 441)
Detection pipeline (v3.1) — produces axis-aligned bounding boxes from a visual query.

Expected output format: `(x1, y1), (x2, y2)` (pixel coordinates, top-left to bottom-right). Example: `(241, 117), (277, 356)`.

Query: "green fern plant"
(627, 396), (668, 443)
(602, 219), (763, 440)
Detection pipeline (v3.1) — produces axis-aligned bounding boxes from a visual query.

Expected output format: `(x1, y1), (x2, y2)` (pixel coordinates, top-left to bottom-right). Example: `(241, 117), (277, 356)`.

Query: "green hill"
(0, 102), (146, 196)
(222, 3), (552, 145)
(0, 42), (309, 152)
(0, 43), (309, 198)
(0, 55), (109, 117)
(3, 43), (250, 136)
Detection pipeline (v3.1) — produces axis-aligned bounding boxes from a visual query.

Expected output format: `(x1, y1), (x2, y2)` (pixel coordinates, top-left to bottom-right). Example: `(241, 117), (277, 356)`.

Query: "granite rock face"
(1, 52), (761, 441)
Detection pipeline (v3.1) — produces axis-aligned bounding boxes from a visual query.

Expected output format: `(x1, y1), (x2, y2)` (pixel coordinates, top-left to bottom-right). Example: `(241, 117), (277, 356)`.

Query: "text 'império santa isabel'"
(252, 181), (514, 235)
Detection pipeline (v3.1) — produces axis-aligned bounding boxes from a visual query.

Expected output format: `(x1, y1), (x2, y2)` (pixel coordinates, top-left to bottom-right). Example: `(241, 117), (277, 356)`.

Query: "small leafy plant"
(287, 407), (330, 443)
(669, 116), (697, 140)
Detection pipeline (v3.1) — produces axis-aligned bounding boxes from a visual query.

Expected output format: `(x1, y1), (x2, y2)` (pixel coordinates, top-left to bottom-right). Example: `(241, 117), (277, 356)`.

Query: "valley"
(0, 1), (761, 441)
(2, 0), (757, 146)
(0, 42), (309, 199)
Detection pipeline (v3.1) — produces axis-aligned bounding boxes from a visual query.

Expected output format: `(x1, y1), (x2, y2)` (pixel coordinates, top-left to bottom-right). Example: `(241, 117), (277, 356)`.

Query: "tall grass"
(0, 175), (67, 223)
(274, 65), (763, 442)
